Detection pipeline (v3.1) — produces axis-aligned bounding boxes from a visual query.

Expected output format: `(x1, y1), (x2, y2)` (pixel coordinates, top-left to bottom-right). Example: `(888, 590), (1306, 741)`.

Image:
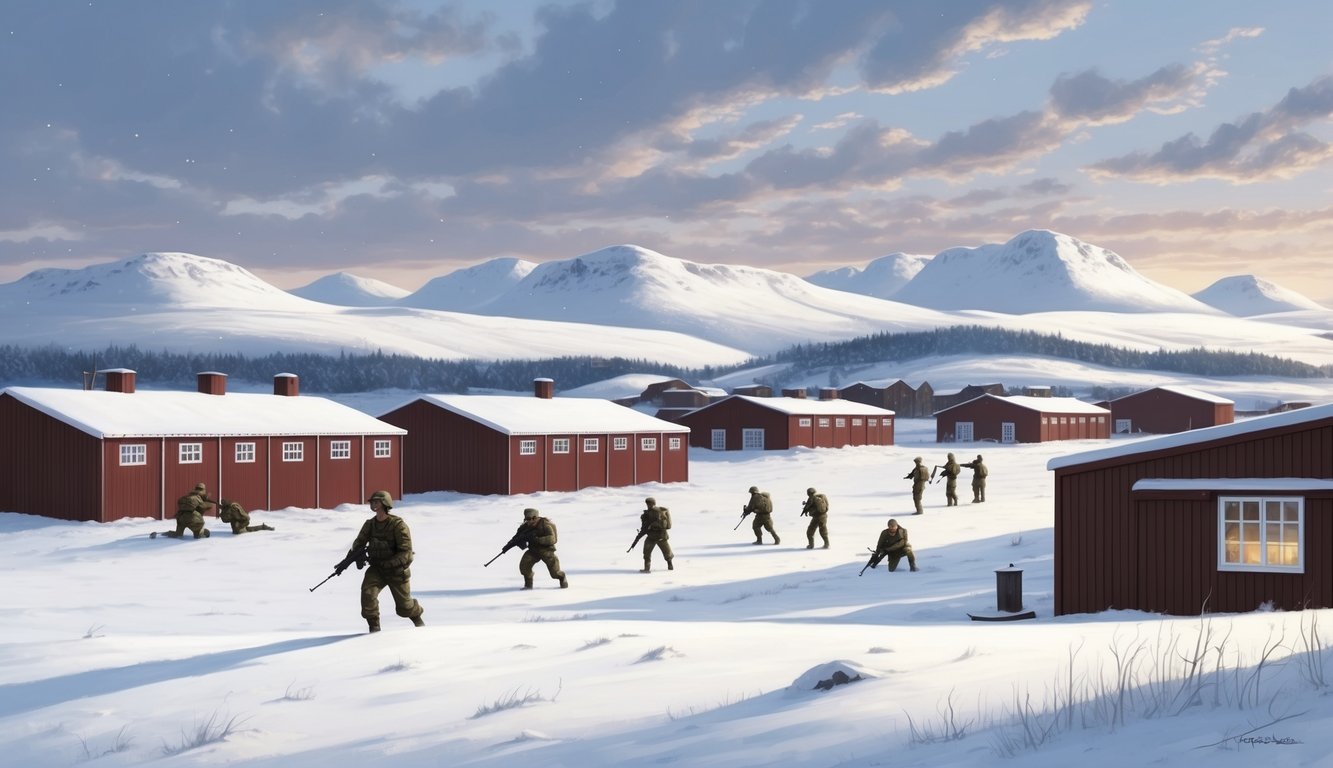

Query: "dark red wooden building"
(675, 394), (894, 450)
(1049, 403), (1333, 616)
(934, 394), (1110, 443)
(378, 379), (689, 495)
(1108, 385), (1235, 434)
(0, 370), (405, 523)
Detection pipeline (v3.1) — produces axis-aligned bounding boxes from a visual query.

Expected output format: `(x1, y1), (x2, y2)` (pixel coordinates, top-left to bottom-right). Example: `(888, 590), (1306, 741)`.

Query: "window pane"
(1242, 501), (1259, 521)
(1223, 500), (1240, 521)
(1285, 502), (1300, 522)
(1242, 540), (1261, 564)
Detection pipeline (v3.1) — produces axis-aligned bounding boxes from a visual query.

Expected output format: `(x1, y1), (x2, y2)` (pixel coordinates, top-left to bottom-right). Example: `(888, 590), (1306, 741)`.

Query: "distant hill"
(1192, 274), (1327, 316)
(805, 252), (930, 299)
(894, 230), (1219, 314)
(290, 272), (410, 306)
(400, 257), (537, 312)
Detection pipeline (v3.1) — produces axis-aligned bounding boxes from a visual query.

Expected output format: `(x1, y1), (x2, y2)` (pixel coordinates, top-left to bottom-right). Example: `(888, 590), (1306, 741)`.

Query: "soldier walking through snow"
(802, 487), (830, 549)
(515, 507), (568, 589)
(638, 497), (674, 572)
(338, 490), (424, 632)
(742, 486), (780, 544)
(904, 457), (930, 515)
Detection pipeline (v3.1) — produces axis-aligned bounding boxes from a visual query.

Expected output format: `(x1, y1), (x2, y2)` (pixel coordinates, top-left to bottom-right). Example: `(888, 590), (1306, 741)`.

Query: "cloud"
(1049, 64), (1199, 124)
(1087, 76), (1333, 183)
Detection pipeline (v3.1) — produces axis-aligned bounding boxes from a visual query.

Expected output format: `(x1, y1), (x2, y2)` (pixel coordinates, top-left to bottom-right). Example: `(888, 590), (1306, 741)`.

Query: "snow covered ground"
(3, 416), (1333, 767)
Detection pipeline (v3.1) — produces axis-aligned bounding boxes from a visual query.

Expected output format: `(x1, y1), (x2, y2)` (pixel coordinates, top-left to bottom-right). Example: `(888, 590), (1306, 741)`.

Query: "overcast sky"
(3, 1), (1332, 300)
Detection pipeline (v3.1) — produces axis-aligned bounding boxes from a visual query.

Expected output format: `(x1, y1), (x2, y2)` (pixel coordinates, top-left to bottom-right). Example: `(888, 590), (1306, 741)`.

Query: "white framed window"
(583, 438), (600, 453)
(373, 439), (391, 458)
(1001, 422), (1016, 443)
(835, 418), (846, 428)
(818, 418), (830, 428)
(235, 442), (256, 463)
(710, 429), (726, 450)
(1219, 496), (1303, 573)
(641, 437), (658, 451)
(1042, 417), (1049, 425)
(668, 437), (682, 450)
(613, 437), (629, 451)
(1079, 417), (1087, 424)
(1060, 417), (1068, 425)
(519, 439), (537, 456)
(179, 443), (203, 464)
(742, 428), (765, 450)
(120, 444), (146, 466)
(1115, 419), (1132, 434)
(852, 418), (863, 426)
(869, 418), (878, 427)
(955, 422), (974, 442)
(552, 438), (571, 454)
(330, 440), (351, 460)
(282, 442), (304, 462)
(798, 417), (812, 427)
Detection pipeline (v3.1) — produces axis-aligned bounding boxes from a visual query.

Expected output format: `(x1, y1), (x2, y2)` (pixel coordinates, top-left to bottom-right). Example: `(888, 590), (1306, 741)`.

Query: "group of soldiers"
(151, 483), (276, 539)
(905, 453), (988, 514)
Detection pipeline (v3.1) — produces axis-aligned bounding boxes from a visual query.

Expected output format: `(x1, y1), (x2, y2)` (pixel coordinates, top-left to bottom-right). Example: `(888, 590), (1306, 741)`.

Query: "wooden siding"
(578, 435), (610, 489)
(220, 436), (272, 513)
(362, 435), (403, 500)
(634, 435), (663, 484)
(0, 395), (103, 521)
(383, 400), (510, 495)
(1111, 389), (1235, 434)
(1054, 418), (1333, 616)
(269, 437), (317, 510)
(937, 398), (1109, 443)
(103, 437), (167, 521)
(679, 398), (893, 451)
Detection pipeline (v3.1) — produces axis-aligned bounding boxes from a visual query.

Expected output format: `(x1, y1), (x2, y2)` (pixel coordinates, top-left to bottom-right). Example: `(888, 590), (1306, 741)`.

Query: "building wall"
(680, 400), (790, 449)
(102, 437), (164, 522)
(163, 437), (221, 514)
(220, 436), (272, 514)
(269, 436), (317, 510)
(382, 401), (509, 495)
(362, 435), (403, 501)
(1054, 418), (1333, 615)
(1111, 390), (1236, 434)
(0, 397), (102, 522)
(937, 399), (1109, 443)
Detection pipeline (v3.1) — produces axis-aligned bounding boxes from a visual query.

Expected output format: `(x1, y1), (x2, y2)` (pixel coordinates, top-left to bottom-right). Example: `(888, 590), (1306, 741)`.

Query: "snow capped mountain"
(1191, 274), (1327, 316)
(451, 244), (958, 352)
(400, 257), (537, 312)
(290, 272), (410, 306)
(0, 252), (317, 311)
(895, 230), (1218, 314)
(805, 252), (930, 299)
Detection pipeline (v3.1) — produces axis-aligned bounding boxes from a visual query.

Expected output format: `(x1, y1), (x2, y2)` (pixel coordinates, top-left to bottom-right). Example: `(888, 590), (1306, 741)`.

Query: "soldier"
(935, 453), (962, 507)
(962, 454), (988, 503)
(873, 518), (918, 572)
(339, 490), (424, 633)
(743, 486), (780, 545)
(217, 498), (275, 534)
(904, 456), (930, 515)
(515, 507), (568, 589)
(802, 487), (830, 549)
(159, 482), (212, 539)
(638, 497), (674, 573)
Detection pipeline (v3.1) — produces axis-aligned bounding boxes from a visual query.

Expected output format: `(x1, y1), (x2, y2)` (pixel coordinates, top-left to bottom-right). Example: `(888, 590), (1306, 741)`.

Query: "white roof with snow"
(936, 394), (1109, 416)
(403, 394), (689, 435)
(1113, 385), (1233, 405)
(695, 394), (895, 417)
(1048, 402), (1333, 471)
(3, 386), (406, 439)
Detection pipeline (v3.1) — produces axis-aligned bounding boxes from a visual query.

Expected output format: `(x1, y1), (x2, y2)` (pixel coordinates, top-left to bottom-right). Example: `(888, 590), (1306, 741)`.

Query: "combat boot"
(806, 542), (814, 549)
(667, 559), (674, 571)
(558, 574), (568, 588)
(411, 615), (425, 627)
(522, 576), (534, 590)
(367, 617), (381, 633)
(640, 561), (651, 573)
(753, 538), (763, 545)
(773, 534), (781, 545)
(821, 541), (829, 549)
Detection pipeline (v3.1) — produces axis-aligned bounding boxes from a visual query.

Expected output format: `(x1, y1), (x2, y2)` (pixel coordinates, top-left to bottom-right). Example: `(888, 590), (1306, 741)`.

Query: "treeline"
(0, 323), (1326, 394)
(770, 326), (1329, 379)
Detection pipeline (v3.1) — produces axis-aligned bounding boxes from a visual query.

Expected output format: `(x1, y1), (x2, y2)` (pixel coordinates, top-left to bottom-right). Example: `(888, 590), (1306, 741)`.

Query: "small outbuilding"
(1108, 385), (1235, 434)
(0, 370), (405, 523)
(934, 394), (1110, 443)
(1048, 403), (1333, 616)
(379, 379), (689, 495)
(674, 394), (894, 450)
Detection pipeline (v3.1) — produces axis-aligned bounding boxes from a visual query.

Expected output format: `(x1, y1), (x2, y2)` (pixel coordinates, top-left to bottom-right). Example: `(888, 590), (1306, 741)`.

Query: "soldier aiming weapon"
(310, 546), (367, 592)
(486, 526), (533, 567)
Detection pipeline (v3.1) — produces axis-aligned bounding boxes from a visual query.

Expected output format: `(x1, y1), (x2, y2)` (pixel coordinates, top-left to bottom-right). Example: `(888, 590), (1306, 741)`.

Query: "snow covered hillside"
(1192, 274), (1328, 316)
(805, 251), (931, 299)
(290, 272), (411, 306)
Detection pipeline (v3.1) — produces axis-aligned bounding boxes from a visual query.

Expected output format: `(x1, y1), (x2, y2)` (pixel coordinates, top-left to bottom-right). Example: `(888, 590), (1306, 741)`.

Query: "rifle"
(859, 548), (885, 576)
(485, 529), (531, 567)
(734, 505), (750, 530)
(626, 528), (647, 552)
(310, 546), (367, 592)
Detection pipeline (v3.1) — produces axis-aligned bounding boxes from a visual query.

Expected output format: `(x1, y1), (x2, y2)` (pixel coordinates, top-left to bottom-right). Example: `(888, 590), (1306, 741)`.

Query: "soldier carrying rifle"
(738, 486), (780, 545)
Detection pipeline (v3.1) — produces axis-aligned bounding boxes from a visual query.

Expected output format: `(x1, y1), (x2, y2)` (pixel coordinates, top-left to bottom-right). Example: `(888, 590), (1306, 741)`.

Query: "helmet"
(523, 507), (539, 520)
(947, 452), (955, 460)
(888, 518), (899, 527)
(806, 487), (816, 496)
(367, 490), (394, 509)
(748, 486), (759, 493)
(914, 456), (922, 463)
(976, 454), (983, 461)
(193, 482), (207, 492)
(645, 497), (656, 506)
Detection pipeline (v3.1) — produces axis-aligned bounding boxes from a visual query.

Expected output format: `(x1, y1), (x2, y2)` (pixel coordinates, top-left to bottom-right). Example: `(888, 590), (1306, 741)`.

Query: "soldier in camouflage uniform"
(935, 453), (962, 507)
(962, 454), (988, 503)
(904, 456), (930, 515)
(159, 482), (212, 539)
(802, 487), (830, 549)
(217, 499), (275, 534)
(639, 497), (674, 573)
(873, 518), (918, 572)
(516, 507), (568, 589)
(341, 490), (424, 632)
(743, 486), (780, 545)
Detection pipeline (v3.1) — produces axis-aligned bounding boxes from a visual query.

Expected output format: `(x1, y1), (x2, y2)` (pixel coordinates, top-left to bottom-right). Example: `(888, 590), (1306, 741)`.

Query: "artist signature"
(1237, 735), (1300, 746)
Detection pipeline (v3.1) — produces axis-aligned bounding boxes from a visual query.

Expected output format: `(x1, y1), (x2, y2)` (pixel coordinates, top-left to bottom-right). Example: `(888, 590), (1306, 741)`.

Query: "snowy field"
(3, 418), (1333, 767)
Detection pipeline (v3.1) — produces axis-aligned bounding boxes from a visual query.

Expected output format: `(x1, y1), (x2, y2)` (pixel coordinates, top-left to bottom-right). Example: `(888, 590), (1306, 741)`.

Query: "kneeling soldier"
(218, 499), (275, 534)
(874, 518), (918, 572)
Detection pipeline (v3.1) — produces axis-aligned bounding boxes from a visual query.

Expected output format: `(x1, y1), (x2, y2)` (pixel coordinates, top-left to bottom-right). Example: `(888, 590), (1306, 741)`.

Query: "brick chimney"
(197, 371), (227, 396)
(781, 388), (807, 399)
(818, 387), (839, 400)
(101, 368), (136, 394)
(533, 378), (554, 399)
(273, 373), (299, 397)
